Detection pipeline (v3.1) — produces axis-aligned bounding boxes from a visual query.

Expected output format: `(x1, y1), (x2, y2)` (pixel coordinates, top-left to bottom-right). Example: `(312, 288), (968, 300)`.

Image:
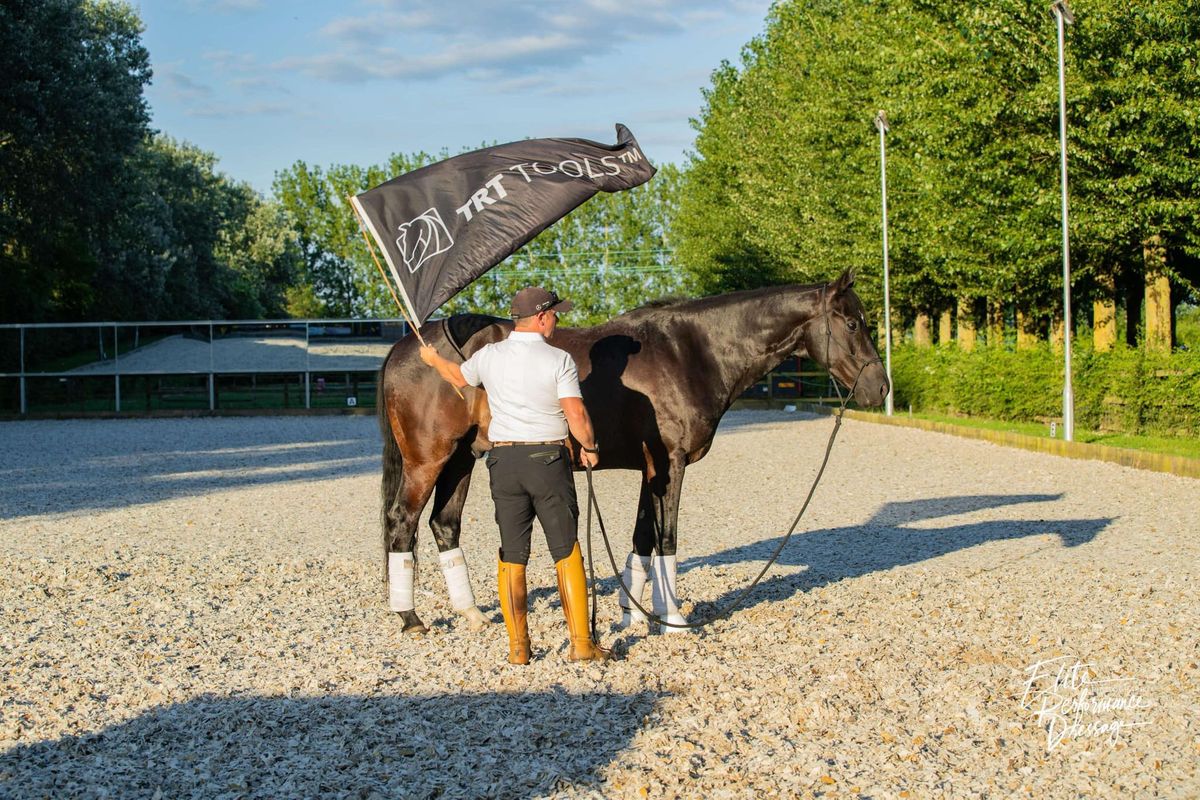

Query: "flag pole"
(347, 196), (425, 343)
(348, 196), (464, 400)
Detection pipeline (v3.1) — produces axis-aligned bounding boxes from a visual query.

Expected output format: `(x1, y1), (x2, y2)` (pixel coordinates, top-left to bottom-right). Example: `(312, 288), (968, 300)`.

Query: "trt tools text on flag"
(350, 124), (655, 325)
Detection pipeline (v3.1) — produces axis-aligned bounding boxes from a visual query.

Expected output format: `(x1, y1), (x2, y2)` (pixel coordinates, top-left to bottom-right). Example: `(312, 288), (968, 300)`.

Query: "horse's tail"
(378, 358), (402, 597)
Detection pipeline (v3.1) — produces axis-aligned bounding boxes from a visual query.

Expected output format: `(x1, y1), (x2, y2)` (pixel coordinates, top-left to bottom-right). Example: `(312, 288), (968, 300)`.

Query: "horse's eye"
(847, 319), (859, 332)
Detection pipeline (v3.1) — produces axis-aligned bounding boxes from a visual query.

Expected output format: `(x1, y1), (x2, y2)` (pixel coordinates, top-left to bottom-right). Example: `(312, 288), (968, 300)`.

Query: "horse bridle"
(803, 282), (884, 404)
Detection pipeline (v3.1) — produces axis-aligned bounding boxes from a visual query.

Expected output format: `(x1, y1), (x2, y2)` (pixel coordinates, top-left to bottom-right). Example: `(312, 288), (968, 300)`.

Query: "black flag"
(350, 124), (655, 324)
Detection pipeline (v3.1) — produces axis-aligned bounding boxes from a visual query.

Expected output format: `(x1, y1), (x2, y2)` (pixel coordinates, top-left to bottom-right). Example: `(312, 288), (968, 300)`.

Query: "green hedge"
(890, 344), (1200, 437)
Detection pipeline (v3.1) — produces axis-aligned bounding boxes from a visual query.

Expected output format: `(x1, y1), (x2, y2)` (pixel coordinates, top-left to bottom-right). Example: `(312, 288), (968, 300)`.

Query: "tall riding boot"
(497, 553), (530, 665)
(555, 543), (612, 662)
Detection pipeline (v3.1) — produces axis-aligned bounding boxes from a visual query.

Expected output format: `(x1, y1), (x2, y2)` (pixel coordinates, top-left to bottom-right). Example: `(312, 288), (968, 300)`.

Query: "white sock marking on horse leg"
(617, 552), (651, 628)
(388, 551), (415, 613)
(650, 554), (687, 632)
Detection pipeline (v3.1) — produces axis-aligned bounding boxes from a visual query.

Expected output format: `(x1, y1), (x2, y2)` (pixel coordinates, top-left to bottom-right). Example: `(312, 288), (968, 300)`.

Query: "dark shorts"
(486, 444), (578, 565)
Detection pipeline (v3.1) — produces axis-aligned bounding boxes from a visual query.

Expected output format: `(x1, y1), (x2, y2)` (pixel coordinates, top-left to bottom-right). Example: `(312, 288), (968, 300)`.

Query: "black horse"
(377, 270), (889, 633)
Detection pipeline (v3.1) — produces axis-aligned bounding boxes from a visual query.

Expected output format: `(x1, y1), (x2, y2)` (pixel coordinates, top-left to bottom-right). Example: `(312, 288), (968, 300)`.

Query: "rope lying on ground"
(583, 406), (843, 634)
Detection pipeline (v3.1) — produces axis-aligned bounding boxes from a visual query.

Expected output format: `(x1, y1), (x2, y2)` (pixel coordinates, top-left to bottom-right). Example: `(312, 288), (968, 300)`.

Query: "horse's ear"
(832, 269), (855, 295)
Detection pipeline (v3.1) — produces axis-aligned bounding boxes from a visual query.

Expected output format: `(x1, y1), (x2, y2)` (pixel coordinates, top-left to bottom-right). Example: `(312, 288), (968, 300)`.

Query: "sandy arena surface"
(67, 335), (392, 375)
(1, 411), (1197, 798)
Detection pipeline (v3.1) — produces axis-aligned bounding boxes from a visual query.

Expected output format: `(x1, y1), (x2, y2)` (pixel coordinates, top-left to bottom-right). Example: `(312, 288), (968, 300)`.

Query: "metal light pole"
(874, 110), (894, 416)
(1052, 0), (1075, 441)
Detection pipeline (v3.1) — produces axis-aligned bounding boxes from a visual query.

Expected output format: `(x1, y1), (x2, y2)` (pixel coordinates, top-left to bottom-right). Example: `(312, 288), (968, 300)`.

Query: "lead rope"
(583, 308), (881, 638)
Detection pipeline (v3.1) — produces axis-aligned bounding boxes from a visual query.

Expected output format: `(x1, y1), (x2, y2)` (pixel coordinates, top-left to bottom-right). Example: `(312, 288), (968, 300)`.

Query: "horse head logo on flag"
(396, 208), (454, 274)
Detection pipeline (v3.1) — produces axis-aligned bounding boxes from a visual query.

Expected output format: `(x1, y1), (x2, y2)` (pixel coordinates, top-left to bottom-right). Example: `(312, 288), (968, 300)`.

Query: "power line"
(485, 265), (678, 278)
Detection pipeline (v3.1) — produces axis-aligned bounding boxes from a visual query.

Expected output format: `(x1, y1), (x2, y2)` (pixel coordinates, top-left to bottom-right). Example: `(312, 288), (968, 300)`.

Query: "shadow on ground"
(0, 419), (380, 520)
(571, 493), (1112, 621)
(0, 689), (663, 799)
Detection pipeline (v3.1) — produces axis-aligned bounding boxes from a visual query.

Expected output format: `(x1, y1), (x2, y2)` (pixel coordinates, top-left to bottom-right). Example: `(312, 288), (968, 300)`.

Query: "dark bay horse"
(377, 270), (889, 633)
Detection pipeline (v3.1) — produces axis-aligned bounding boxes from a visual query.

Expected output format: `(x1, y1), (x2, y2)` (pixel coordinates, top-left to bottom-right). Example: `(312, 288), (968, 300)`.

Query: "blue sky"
(136, 1), (773, 194)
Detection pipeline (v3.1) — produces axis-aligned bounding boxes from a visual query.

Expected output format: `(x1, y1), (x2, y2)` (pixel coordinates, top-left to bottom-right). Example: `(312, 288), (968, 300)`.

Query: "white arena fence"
(0, 319), (838, 416)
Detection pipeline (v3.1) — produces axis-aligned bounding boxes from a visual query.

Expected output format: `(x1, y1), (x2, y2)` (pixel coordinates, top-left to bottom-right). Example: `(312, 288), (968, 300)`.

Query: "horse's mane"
(634, 295), (690, 310)
(625, 282), (826, 317)
(444, 280), (833, 345)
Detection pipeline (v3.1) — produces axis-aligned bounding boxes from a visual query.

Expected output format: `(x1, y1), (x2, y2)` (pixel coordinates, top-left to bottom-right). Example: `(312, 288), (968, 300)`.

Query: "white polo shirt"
(460, 330), (582, 441)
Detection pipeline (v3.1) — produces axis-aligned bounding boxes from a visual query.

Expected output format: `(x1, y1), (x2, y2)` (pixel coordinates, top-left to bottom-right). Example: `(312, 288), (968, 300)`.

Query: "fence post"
(114, 323), (121, 413)
(305, 321), (311, 409)
(19, 326), (26, 415)
(208, 322), (215, 411)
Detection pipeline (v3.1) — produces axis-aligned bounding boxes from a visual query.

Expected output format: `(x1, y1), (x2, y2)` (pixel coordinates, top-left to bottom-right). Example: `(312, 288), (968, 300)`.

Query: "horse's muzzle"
(852, 361), (890, 408)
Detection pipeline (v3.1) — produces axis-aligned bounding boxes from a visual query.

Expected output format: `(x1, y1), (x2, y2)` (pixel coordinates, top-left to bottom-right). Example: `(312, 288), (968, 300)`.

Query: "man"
(419, 287), (610, 664)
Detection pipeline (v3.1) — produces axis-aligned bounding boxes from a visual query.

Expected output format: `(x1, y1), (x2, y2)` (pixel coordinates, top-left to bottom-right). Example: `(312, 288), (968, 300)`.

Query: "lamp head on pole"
(1050, 0), (1074, 25)
(874, 110), (889, 134)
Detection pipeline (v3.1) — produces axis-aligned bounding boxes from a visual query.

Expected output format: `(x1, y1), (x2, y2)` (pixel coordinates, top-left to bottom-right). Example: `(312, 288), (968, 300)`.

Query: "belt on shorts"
(491, 439), (567, 447)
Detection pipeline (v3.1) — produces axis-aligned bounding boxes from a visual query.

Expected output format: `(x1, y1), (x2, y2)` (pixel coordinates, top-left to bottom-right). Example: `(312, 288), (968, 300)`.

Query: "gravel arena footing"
(1, 411), (1197, 799)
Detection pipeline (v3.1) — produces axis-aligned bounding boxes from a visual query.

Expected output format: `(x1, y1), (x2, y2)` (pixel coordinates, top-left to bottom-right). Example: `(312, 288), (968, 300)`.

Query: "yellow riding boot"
(554, 543), (612, 662)
(497, 553), (530, 665)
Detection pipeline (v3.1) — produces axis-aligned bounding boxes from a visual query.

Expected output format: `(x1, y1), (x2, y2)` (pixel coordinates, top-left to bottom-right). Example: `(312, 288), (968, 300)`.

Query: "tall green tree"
(678, 0), (1199, 334)
(274, 153), (444, 318)
(1069, 0), (1200, 296)
(678, 0), (904, 311)
(1, 0), (152, 321)
(123, 136), (301, 320)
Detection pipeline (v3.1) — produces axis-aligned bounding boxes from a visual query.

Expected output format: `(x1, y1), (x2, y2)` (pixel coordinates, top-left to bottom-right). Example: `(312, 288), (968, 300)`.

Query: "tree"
(0, 0), (152, 321)
(274, 153), (446, 318)
(215, 193), (304, 319)
(678, 0), (908, 313)
(1069, 0), (1200, 327)
(677, 0), (1199, 344)
(89, 136), (302, 321)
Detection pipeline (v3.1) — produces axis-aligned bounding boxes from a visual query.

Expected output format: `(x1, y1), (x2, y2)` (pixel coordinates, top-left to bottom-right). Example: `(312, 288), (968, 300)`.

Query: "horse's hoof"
(613, 608), (647, 631)
(652, 612), (689, 634)
(458, 606), (490, 631)
(399, 610), (428, 634)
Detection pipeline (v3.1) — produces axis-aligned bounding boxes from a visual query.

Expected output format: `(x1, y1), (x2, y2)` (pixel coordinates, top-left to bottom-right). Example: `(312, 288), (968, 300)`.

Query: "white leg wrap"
(650, 553), (687, 632)
(388, 551), (415, 613)
(438, 547), (477, 612)
(617, 553), (651, 628)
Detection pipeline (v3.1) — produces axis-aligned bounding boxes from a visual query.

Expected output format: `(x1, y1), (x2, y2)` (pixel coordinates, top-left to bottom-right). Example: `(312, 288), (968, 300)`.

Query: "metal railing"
(0, 318), (408, 415)
(0, 318), (838, 416)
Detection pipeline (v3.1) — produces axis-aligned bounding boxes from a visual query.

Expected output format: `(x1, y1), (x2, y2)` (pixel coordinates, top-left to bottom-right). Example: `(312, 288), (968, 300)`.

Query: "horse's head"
(803, 270), (890, 407)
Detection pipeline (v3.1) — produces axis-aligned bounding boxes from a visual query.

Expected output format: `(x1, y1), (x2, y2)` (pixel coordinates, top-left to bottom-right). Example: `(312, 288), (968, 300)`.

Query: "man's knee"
(547, 536), (577, 563)
(499, 543), (531, 565)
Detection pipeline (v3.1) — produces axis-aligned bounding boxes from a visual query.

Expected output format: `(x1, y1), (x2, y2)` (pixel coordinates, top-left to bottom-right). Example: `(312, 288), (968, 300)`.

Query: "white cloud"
(186, 101), (297, 119)
(481, 74), (556, 94)
(203, 50), (258, 73)
(319, 12), (436, 45)
(156, 66), (214, 102)
(267, 1), (754, 84)
(275, 31), (585, 83)
(185, 0), (264, 13)
(230, 76), (290, 95)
